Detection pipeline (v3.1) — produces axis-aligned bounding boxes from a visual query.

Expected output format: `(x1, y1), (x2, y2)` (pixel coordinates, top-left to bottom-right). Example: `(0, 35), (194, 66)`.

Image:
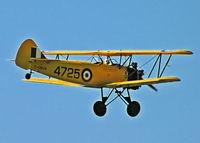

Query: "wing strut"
(121, 55), (132, 68)
(160, 54), (172, 77)
(148, 54), (172, 78)
(55, 54), (59, 60)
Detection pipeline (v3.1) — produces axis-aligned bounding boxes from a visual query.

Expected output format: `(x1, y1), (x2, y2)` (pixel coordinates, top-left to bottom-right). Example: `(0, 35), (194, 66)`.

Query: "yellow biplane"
(15, 39), (193, 117)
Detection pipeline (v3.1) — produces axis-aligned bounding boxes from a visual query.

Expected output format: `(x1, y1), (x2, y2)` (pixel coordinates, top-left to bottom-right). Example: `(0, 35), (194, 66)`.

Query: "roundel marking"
(82, 68), (92, 82)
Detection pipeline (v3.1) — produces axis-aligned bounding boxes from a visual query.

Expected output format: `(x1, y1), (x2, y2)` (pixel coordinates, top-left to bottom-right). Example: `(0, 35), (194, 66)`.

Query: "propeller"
(148, 84), (158, 92)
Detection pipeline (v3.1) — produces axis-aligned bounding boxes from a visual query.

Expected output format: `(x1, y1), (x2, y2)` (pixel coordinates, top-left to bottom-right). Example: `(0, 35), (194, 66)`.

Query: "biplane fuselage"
(30, 59), (127, 87)
(14, 39), (193, 117)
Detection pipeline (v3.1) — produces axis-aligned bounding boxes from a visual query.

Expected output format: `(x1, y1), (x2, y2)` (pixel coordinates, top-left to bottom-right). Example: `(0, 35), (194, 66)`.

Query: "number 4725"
(54, 66), (80, 79)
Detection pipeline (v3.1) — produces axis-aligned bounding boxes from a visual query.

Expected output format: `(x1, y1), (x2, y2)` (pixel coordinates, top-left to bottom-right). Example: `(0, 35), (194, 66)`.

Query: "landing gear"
(25, 73), (31, 79)
(25, 70), (33, 79)
(93, 88), (141, 117)
(127, 101), (140, 117)
(93, 101), (106, 117)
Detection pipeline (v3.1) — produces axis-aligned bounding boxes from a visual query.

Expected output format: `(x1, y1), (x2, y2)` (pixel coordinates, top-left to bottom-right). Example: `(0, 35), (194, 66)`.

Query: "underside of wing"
(104, 77), (180, 88)
(43, 50), (193, 56)
(23, 78), (82, 87)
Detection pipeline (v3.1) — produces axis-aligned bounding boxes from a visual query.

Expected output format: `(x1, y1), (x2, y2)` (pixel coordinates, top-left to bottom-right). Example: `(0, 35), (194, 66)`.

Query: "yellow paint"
(15, 39), (190, 88)
(15, 39), (37, 70)
(105, 77), (180, 88)
(23, 78), (81, 87)
(29, 59), (127, 87)
(44, 50), (193, 56)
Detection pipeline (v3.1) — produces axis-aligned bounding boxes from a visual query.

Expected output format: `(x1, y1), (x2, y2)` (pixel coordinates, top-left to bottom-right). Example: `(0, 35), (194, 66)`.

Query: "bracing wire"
(139, 55), (157, 68)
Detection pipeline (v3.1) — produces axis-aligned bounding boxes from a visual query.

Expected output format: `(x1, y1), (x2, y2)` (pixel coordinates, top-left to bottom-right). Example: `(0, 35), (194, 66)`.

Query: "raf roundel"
(82, 68), (92, 82)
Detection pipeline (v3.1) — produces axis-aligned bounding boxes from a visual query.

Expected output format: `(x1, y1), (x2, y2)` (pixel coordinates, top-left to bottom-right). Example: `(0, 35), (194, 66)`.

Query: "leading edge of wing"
(43, 50), (193, 56)
(104, 77), (180, 88)
(23, 77), (82, 87)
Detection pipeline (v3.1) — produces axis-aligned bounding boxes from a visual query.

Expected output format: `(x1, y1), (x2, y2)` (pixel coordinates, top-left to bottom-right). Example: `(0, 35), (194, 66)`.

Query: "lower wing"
(104, 77), (180, 88)
(23, 77), (180, 89)
(23, 78), (82, 87)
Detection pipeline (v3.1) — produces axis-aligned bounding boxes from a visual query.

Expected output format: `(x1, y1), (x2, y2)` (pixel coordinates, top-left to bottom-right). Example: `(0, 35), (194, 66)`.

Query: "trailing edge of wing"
(23, 78), (82, 87)
(104, 77), (180, 88)
(43, 50), (193, 56)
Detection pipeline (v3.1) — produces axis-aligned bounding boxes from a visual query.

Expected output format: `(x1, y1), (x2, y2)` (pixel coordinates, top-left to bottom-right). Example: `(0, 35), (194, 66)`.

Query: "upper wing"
(43, 50), (193, 56)
(23, 77), (82, 87)
(104, 77), (180, 88)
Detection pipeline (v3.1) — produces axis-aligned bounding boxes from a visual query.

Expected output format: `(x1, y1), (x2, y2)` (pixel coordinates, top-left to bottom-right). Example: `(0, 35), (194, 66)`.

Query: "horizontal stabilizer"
(7, 59), (15, 61)
(23, 77), (82, 87)
(104, 77), (180, 88)
(43, 50), (193, 56)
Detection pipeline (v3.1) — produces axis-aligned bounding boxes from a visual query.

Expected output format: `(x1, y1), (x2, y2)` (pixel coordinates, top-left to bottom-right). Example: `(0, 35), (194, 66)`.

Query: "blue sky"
(1, 0), (200, 142)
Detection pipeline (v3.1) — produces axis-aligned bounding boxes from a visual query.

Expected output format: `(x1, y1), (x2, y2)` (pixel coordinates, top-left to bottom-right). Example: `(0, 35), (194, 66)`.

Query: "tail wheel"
(25, 73), (31, 79)
(93, 101), (107, 117)
(127, 101), (140, 117)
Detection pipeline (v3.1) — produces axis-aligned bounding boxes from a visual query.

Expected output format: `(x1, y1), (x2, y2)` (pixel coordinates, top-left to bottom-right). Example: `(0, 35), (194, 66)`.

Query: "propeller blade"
(148, 84), (158, 92)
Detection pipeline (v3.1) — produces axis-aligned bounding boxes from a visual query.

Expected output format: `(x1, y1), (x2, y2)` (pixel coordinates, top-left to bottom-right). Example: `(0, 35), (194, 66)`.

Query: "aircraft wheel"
(93, 101), (106, 117)
(127, 101), (140, 117)
(25, 73), (31, 79)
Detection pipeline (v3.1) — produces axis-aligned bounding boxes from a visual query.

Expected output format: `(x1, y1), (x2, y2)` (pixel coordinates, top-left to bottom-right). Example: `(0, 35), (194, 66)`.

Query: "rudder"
(15, 39), (46, 70)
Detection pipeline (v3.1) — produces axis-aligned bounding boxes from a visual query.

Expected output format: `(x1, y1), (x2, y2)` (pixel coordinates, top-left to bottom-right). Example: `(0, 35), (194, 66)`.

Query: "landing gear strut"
(93, 88), (141, 117)
(93, 88), (110, 117)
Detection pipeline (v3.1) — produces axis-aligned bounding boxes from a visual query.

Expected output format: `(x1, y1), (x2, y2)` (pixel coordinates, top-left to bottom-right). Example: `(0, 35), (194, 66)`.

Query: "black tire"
(127, 101), (140, 117)
(93, 101), (106, 117)
(25, 73), (31, 79)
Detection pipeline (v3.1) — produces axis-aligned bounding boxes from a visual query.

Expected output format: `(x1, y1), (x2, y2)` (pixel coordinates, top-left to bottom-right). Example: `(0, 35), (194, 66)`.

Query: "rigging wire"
(139, 55), (157, 68)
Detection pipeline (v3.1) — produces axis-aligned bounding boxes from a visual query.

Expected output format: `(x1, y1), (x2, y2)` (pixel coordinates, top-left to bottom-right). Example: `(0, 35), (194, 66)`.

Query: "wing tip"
(184, 50), (193, 55)
(174, 77), (181, 81)
(161, 77), (181, 81)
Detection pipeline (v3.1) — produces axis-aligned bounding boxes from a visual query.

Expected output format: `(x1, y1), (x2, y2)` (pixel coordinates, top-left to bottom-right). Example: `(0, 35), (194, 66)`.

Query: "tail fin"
(15, 39), (46, 70)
